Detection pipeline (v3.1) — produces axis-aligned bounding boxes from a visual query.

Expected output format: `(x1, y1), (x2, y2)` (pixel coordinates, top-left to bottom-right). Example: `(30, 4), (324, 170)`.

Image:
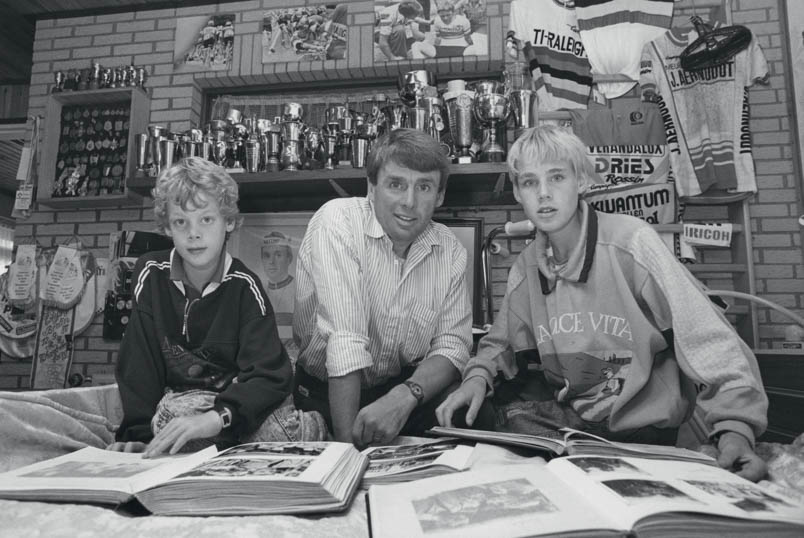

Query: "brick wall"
(0, 0), (801, 389)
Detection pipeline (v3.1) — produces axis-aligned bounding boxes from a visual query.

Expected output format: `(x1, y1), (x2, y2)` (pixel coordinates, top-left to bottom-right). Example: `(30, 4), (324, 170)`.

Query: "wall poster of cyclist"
(261, 4), (349, 63)
(173, 14), (236, 72)
(373, 0), (488, 62)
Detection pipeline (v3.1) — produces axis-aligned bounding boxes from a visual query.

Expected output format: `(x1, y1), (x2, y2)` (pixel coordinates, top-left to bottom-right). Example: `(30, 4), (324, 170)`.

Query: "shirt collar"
(266, 275), (294, 290)
(169, 248), (229, 294)
(535, 201), (598, 295)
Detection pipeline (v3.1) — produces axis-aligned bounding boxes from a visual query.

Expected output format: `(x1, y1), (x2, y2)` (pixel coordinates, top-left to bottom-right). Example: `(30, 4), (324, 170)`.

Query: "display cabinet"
(37, 87), (150, 209)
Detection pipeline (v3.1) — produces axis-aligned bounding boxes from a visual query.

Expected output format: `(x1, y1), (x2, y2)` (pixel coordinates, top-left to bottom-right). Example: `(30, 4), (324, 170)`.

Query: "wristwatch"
(403, 380), (425, 407)
(216, 407), (233, 429)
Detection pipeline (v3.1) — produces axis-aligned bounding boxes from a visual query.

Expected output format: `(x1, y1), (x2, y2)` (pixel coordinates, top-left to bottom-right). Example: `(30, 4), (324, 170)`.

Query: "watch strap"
(403, 380), (425, 407)
(216, 406), (233, 429)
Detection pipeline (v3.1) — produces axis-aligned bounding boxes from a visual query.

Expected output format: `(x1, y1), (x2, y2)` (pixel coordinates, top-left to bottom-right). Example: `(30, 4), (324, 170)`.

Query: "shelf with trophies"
(127, 68), (532, 212)
(37, 63), (151, 209)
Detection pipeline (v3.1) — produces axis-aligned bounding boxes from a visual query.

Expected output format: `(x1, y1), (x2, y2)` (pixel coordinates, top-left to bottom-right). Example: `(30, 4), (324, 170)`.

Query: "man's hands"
(435, 376), (486, 428)
(716, 431), (766, 482)
(352, 384), (418, 446)
(106, 441), (148, 453)
(141, 411), (222, 458)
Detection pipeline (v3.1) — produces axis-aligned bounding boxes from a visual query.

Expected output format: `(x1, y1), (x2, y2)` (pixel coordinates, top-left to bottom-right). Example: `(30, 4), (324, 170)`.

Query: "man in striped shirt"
(293, 129), (473, 446)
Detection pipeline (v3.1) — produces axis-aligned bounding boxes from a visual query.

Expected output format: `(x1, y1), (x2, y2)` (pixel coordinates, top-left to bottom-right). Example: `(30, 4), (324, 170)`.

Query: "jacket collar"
(536, 202), (598, 295)
(169, 248), (232, 297)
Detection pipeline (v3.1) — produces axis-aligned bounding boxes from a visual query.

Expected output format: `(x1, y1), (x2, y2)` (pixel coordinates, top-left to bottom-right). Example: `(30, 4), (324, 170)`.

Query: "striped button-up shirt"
(294, 197), (472, 387)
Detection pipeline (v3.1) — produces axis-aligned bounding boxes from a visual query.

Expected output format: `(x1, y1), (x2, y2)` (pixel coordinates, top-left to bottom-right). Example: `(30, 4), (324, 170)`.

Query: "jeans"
(152, 389), (328, 452)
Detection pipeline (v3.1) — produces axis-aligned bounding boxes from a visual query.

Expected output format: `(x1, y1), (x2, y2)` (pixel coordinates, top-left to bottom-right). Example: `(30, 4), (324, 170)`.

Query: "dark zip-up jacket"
(115, 249), (292, 443)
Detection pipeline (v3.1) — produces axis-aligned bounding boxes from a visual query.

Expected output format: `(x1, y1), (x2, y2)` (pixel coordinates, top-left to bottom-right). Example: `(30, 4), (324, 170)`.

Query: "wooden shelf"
(37, 191), (144, 209)
(128, 162), (512, 212)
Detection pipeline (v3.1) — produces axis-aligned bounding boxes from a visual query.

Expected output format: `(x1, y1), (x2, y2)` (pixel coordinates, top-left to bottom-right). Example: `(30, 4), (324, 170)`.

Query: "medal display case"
(38, 87), (150, 208)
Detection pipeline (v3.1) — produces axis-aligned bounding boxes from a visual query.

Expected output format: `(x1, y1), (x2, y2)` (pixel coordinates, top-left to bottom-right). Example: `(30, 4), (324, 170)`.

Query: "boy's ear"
(225, 218), (236, 233)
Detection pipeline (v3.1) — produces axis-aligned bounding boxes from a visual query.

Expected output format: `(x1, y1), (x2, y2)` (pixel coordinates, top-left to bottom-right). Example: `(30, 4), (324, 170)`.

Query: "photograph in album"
(361, 439), (474, 486)
(0, 442), (368, 516)
(368, 457), (804, 538)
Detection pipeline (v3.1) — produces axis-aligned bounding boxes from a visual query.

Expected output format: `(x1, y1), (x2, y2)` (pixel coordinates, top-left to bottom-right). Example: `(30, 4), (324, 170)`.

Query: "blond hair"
(152, 157), (241, 234)
(507, 125), (595, 188)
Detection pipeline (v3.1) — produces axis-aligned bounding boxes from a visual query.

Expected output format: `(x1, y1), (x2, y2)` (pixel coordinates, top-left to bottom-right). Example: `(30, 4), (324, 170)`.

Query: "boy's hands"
(717, 431), (767, 482)
(436, 376), (486, 428)
(106, 441), (148, 453)
(143, 410), (222, 458)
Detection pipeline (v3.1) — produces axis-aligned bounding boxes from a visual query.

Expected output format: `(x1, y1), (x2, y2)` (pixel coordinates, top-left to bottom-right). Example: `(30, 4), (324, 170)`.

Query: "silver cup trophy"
(473, 81), (511, 163)
(323, 122), (341, 170)
(446, 93), (475, 163)
(505, 61), (537, 139)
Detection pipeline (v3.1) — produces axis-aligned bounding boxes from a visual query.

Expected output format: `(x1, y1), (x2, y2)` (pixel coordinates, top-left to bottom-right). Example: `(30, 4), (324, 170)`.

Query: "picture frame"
(434, 217), (484, 327)
(228, 213), (485, 351)
(228, 212), (314, 351)
(373, 0), (489, 63)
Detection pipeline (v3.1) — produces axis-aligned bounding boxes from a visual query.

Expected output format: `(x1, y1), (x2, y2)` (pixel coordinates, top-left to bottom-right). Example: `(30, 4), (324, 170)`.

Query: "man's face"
(438, 8), (454, 24)
(513, 159), (585, 239)
(262, 244), (292, 282)
(368, 160), (444, 258)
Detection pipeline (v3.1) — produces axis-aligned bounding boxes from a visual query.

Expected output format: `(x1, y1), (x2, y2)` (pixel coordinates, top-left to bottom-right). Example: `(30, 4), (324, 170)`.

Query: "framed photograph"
(373, 0), (488, 62)
(434, 217), (483, 326)
(229, 213), (484, 353)
(174, 14), (236, 72)
(262, 4), (349, 64)
(228, 212), (313, 355)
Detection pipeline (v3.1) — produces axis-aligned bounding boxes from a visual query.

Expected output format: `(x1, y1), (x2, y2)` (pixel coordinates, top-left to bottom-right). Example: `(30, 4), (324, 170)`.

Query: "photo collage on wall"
(261, 4), (349, 63)
(174, 14), (236, 72)
(373, 0), (488, 62)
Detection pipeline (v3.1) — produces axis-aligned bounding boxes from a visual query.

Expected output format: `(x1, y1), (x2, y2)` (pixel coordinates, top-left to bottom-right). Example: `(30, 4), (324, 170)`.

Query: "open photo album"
(0, 441), (368, 516)
(368, 456), (804, 538)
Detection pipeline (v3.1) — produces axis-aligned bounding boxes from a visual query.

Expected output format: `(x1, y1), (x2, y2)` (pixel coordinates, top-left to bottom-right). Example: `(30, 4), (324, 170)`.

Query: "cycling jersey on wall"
(639, 27), (768, 198)
(575, 0), (675, 99)
(507, 0), (593, 111)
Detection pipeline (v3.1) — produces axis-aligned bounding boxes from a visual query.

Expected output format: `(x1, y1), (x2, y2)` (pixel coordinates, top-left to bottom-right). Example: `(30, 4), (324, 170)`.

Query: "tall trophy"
(445, 93), (475, 163)
(505, 61), (537, 140)
(323, 122), (341, 170)
(263, 121), (282, 172)
(281, 103), (304, 171)
(473, 81), (511, 163)
(326, 104), (354, 165)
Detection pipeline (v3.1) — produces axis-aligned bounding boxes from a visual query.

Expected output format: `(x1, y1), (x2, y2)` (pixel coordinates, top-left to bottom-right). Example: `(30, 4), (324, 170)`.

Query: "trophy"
(53, 71), (66, 93)
(89, 63), (102, 90)
(280, 102), (305, 171)
(229, 123), (249, 169)
(473, 81), (510, 163)
(146, 124), (166, 177)
(304, 127), (326, 170)
(135, 133), (149, 172)
(245, 138), (261, 172)
(505, 62), (537, 139)
(446, 93), (475, 163)
(398, 70), (437, 107)
(323, 122), (341, 170)
(326, 104), (354, 165)
(379, 103), (408, 135)
(263, 121), (282, 172)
